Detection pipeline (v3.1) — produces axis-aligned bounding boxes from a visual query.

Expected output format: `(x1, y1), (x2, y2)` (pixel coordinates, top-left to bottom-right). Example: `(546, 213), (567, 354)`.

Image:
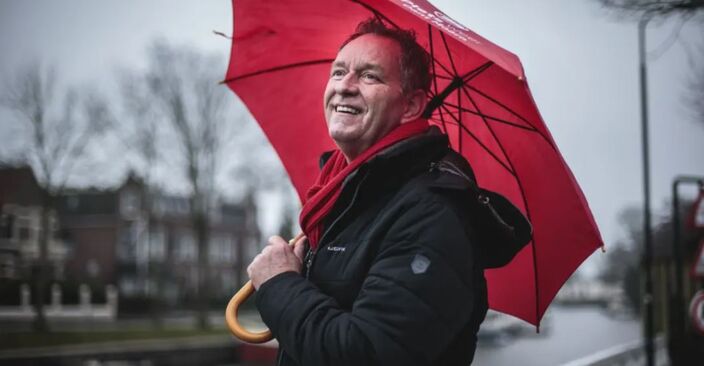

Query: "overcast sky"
(1, 0), (703, 276)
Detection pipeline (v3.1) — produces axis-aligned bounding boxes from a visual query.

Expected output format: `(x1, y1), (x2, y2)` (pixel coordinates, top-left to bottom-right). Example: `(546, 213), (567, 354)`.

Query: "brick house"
(57, 172), (262, 306)
(0, 166), (68, 280)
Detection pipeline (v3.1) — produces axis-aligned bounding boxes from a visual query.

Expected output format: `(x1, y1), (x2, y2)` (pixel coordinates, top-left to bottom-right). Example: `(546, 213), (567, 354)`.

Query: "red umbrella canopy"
(225, 0), (603, 327)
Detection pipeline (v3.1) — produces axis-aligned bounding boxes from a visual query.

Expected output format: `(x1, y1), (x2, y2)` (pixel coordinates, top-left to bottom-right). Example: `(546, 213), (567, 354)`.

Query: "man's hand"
(247, 235), (307, 290)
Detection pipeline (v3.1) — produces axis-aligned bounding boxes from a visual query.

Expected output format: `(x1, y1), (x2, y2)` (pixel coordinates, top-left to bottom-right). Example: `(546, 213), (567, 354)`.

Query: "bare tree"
(598, 0), (704, 18)
(688, 50), (704, 124)
(0, 62), (112, 331)
(132, 41), (234, 329)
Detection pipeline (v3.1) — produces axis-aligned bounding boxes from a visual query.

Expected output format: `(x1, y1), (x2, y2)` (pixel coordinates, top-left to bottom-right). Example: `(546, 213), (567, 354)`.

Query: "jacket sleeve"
(255, 194), (480, 366)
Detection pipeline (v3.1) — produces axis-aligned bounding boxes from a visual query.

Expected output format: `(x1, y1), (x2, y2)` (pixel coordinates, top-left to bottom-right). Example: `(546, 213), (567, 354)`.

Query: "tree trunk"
(147, 218), (164, 329)
(195, 211), (210, 329)
(33, 192), (52, 332)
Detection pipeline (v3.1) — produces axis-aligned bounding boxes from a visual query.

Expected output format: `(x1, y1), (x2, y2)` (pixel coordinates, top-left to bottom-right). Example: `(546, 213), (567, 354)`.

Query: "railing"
(0, 283), (118, 320)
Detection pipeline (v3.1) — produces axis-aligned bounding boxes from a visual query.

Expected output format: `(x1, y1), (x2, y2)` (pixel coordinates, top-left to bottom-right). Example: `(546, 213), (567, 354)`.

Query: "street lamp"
(637, 12), (655, 366)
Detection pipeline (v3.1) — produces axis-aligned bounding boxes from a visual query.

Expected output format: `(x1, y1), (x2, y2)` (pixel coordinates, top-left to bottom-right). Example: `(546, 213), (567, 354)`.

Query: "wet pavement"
(473, 305), (642, 365)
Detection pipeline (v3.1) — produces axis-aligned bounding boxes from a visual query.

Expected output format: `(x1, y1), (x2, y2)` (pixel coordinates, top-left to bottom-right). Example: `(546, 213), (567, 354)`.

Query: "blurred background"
(0, 0), (703, 365)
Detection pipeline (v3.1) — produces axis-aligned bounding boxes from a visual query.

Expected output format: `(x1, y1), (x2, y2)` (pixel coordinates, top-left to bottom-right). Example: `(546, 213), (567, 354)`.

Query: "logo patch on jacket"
(411, 254), (431, 274)
(326, 246), (346, 252)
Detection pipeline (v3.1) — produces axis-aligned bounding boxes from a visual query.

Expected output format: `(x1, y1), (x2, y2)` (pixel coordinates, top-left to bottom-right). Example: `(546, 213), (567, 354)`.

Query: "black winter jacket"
(255, 128), (525, 366)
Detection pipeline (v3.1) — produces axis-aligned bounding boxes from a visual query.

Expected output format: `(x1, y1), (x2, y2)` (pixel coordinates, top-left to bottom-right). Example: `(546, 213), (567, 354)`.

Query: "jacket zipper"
(305, 170), (369, 279)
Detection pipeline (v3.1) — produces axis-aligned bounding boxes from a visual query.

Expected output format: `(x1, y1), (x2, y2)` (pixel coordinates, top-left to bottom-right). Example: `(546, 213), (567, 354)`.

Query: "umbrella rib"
(461, 62), (493, 83)
(432, 74), (453, 81)
(463, 84), (557, 151)
(457, 78), (463, 153)
(432, 60), (454, 78)
(428, 24), (441, 97)
(439, 32), (459, 76)
(427, 26), (454, 78)
(443, 102), (538, 132)
(461, 88), (540, 325)
(428, 25), (441, 104)
(223, 59), (334, 83)
(350, 0), (402, 29)
(438, 105), (515, 177)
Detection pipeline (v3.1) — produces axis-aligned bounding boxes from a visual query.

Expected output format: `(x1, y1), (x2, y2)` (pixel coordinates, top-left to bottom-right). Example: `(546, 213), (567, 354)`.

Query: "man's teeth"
(335, 105), (360, 114)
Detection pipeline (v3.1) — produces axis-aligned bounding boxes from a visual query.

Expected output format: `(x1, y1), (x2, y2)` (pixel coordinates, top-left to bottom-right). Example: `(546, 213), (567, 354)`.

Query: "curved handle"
(225, 233), (305, 344)
(225, 280), (273, 343)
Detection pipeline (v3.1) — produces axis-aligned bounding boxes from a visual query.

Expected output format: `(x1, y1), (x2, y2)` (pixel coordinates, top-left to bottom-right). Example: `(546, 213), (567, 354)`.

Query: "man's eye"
(362, 73), (379, 81)
(331, 70), (345, 78)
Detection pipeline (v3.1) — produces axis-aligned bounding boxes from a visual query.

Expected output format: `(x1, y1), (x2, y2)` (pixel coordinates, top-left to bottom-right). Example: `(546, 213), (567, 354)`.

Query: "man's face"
(323, 34), (408, 158)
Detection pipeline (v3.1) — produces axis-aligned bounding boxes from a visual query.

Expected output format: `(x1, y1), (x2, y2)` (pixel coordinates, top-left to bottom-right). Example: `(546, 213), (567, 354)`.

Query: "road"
(473, 305), (642, 366)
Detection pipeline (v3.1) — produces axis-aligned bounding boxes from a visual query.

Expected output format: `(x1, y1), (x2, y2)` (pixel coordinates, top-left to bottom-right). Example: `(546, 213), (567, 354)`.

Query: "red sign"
(692, 240), (704, 279)
(690, 290), (704, 335)
(688, 188), (704, 229)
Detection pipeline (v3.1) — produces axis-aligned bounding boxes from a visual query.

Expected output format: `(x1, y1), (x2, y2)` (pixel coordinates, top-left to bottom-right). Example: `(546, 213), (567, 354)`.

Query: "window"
(120, 189), (140, 219)
(18, 227), (30, 241)
(0, 254), (16, 279)
(118, 225), (138, 261)
(149, 228), (166, 261)
(209, 235), (233, 263)
(177, 232), (195, 261)
(0, 213), (14, 239)
(17, 217), (31, 242)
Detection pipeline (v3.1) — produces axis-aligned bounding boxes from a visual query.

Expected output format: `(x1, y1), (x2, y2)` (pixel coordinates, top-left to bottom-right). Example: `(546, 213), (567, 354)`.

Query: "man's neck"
(337, 143), (368, 163)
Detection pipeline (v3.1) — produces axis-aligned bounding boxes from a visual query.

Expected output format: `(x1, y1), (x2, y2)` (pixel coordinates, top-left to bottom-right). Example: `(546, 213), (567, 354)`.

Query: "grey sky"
(1, 0), (703, 276)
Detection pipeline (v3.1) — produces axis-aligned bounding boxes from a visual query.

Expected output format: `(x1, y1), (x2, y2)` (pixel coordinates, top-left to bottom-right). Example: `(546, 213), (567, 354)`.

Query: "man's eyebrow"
(330, 61), (384, 74)
(355, 63), (382, 72)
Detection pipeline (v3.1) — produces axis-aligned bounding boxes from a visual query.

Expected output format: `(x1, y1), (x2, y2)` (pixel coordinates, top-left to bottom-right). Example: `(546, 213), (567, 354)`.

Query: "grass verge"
(0, 328), (231, 351)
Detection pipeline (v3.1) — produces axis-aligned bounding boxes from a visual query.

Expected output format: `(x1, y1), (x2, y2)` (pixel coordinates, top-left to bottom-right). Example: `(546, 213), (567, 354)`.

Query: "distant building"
(57, 172), (261, 305)
(1, 165), (262, 309)
(0, 166), (69, 280)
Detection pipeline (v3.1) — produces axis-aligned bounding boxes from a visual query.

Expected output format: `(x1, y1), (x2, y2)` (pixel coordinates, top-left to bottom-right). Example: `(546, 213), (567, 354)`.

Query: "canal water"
(473, 304), (642, 365)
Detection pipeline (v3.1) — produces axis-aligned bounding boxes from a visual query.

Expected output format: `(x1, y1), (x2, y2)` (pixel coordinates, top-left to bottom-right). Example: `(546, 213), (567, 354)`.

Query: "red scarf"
(299, 119), (429, 250)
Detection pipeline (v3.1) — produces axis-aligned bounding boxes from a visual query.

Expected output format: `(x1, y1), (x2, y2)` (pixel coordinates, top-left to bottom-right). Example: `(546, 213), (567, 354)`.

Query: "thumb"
(293, 235), (307, 262)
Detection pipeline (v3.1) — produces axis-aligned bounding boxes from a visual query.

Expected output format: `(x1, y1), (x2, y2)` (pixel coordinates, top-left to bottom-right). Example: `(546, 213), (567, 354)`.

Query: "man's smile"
(334, 104), (363, 115)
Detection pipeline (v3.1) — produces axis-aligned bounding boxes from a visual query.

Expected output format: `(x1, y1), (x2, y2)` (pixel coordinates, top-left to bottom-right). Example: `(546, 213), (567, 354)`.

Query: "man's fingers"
(268, 235), (287, 246)
(294, 234), (307, 247)
(248, 253), (261, 271)
(293, 236), (307, 261)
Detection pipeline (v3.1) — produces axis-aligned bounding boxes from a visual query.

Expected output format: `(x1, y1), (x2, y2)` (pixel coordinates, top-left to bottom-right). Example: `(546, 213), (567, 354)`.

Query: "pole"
(638, 13), (654, 366)
(671, 176), (704, 365)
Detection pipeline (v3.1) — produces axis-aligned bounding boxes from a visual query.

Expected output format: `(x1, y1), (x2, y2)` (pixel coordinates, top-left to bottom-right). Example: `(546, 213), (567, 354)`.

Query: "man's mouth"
(334, 104), (362, 115)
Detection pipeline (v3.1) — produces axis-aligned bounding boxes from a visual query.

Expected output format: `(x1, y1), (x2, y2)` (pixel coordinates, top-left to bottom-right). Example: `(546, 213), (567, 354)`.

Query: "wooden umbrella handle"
(225, 233), (305, 344)
(225, 280), (273, 343)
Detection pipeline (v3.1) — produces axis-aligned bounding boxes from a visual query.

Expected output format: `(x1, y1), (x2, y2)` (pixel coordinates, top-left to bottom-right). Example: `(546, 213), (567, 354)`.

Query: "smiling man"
(246, 18), (521, 366)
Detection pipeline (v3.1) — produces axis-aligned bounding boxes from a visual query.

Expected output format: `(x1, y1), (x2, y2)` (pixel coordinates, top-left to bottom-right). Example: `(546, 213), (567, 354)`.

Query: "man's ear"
(400, 89), (428, 123)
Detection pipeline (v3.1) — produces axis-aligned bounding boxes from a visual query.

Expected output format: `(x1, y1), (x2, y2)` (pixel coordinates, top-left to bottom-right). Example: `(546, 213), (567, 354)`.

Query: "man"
(247, 18), (527, 366)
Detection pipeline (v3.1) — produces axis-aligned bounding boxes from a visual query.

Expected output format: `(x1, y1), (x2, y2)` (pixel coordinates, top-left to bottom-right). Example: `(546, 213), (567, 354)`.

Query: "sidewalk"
(0, 309), (267, 333)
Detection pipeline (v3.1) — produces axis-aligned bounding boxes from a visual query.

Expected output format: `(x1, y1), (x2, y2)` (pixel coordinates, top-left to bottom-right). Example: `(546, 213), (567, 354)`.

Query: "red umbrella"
(225, 0), (603, 328)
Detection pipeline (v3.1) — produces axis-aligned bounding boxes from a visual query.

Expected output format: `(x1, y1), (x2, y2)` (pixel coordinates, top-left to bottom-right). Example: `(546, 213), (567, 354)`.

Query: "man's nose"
(334, 73), (359, 95)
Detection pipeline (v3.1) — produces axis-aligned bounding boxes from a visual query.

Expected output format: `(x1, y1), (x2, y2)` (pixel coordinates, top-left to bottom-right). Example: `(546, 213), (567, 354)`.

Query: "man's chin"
(328, 122), (363, 142)
(329, 130), (359, 144)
